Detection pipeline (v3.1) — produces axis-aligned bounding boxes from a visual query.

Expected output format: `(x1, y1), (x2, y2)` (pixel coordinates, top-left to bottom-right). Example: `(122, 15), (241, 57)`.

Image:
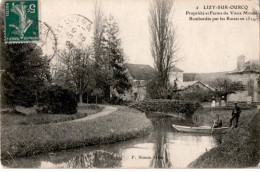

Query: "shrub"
(130, 99), (200, 117)
(38, 85), (77, 114)
(146, 79), (169, 99)
(181, 91), (215, 102)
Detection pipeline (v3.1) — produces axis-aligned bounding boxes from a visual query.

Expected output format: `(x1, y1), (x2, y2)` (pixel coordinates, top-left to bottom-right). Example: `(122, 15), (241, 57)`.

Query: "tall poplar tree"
(149, 0), (178, 89)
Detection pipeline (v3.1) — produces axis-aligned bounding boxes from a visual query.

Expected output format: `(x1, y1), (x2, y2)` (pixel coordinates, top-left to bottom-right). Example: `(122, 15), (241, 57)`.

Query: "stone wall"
(227, 73), (260, 102)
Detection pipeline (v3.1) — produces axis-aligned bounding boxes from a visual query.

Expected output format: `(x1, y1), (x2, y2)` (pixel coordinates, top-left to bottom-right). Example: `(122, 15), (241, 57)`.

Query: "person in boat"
(229, 102), (241, 128)
(213, 114), (222, 128)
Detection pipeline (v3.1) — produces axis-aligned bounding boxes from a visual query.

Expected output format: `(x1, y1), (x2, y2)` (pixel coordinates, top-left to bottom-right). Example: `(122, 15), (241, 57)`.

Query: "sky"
(40, 0), (259, 73)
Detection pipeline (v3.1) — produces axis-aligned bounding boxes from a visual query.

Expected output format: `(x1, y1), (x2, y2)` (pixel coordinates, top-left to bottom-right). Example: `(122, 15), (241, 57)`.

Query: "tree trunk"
(79, 93), (83, 106)
(95, 96), (97, 104)
(87, 94), (89, 104)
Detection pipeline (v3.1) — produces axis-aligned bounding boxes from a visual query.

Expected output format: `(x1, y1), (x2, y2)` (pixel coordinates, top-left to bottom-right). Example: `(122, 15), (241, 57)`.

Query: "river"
(2, 115), (222, 168)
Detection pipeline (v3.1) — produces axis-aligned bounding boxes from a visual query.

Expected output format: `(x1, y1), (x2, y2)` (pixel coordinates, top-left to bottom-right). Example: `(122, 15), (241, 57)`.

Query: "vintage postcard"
(0, 0), (259, 169)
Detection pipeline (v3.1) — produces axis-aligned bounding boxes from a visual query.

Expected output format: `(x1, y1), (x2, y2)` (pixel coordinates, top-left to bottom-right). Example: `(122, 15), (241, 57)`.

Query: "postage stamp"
(4, 0), (39, 43)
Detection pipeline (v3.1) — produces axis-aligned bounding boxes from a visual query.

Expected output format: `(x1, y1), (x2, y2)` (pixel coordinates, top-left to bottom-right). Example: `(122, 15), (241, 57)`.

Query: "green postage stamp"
(4, 0), (39, 43)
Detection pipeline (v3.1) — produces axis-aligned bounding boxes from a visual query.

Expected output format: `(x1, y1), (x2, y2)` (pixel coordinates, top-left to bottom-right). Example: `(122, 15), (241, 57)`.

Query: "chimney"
(237, 55), (245, 71)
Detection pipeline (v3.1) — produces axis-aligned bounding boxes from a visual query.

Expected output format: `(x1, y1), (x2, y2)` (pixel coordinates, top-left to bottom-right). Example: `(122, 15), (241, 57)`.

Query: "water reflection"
(2, 116), (219, 168)
(67, 151), (122, 168)
(150, 117), (172, 168)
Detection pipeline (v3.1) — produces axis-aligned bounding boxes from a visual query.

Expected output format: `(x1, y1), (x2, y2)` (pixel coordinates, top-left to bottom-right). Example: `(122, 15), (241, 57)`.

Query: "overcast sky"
(40, 0), (259, 73)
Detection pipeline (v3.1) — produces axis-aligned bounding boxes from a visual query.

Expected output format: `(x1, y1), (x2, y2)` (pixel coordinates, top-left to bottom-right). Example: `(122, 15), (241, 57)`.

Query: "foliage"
(0, 4), (50, 107)
(209, 77), (245, 98)
(1, 44), (51, 107)
(92, 2), (114, 100)
(92, 8), (131, 102)
(38, 85), (77, 114)
(105, 16), (132, 96)
(53, 43), (96, 105)
(130, 99), (201, 117)
(149, 0), (179, 88)
(176, 91), (215, 103)
(91, 88), (104, 104)
(146, 78), (170, 99)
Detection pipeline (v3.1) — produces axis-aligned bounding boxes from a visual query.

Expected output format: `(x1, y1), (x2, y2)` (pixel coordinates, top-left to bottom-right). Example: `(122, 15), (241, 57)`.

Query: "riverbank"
(1, 104), (104, 126)
(1, 106), (153, 160)
(189, 108), (259, 168)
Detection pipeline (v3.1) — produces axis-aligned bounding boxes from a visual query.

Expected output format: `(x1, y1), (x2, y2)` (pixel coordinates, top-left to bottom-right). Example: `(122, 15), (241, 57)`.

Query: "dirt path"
(60, 105), (118, 124)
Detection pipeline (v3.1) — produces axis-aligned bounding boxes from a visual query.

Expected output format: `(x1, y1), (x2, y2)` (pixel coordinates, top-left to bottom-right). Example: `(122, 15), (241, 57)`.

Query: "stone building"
(123, 63), (214, 101)
(169, 66), (184, 85)
(226, 56), (260, 103)
(176, 81), (214, 95)
(123, 64), (157, 101)
(168, 66), (214, 94)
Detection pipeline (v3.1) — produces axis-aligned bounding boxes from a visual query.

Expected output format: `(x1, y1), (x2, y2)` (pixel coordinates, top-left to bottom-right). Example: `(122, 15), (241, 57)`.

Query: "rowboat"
(172, 124), (230, 134)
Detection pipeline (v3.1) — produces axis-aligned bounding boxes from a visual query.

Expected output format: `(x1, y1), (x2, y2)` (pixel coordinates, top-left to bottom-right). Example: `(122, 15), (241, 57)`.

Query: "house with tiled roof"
(176, 81), (214, 92)
(226, 56), (260, 102)
(124, 63), (157, 101)
(126, 64), (157, 81)
(123, 63), (215, 101)
(169, 67), (214, 96)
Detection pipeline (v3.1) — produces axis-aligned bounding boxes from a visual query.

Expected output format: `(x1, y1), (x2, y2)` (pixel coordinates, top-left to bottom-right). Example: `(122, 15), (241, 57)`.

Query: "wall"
(179, 82), (212, 95)
(169, 71), (183, 85)
(227, 91), (249, 102)
(122, 80), (147, 102)
(227, 73), (260, 102)
(131, 80), (147, 101)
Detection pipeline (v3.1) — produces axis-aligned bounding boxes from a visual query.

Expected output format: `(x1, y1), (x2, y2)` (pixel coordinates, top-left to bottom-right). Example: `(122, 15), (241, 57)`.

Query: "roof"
(177, 81), (214, 91)
(171, 66), (183, 72)
(126, 63), (157, 81)
(228, 61), (260, 74)
(183, 73), (197, 82)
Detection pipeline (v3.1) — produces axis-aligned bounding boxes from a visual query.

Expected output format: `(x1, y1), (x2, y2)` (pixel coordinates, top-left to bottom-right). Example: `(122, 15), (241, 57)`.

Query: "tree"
(105, 15), (131, 96)
(91, 88), (104, 104)
(93, 0), (106, 65)
(210, 78), (245, 99)
(92, 2), (114, 101)
(92, 4), (131, 102)
(1, 44), (51, 107)
(54, 43), (96, 106)
(149, 0), (179, 90)
(0, 2), (50, 107)
(147, 78), (169, 99)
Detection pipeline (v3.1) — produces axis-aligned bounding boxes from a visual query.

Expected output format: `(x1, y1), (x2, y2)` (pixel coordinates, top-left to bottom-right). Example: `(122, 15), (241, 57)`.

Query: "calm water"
(2, 116), (222, 168)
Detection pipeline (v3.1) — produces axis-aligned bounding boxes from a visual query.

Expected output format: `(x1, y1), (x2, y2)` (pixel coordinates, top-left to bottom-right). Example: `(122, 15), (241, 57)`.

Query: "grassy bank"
(1, 106), (153, 160)
(1, 104), (103, 126)
(189, 108), (259, 168)
(192, 108), (257, 127)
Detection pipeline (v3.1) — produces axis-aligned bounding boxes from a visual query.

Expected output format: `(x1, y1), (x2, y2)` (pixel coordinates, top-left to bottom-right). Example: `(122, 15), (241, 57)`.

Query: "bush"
(146, 79), (169, 99)
(38, 85), (77, 114)
(130, 99), (200, 117)
(181, 91), (215, 102)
